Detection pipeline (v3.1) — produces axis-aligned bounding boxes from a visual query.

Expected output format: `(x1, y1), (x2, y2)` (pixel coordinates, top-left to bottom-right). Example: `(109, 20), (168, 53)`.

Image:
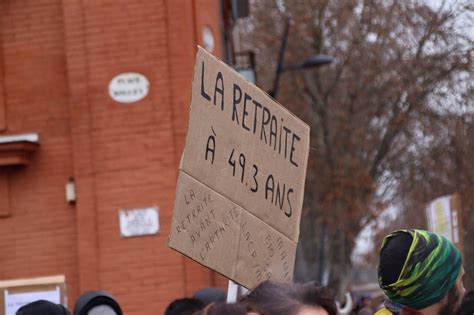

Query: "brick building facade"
(0, 1), (228, 313)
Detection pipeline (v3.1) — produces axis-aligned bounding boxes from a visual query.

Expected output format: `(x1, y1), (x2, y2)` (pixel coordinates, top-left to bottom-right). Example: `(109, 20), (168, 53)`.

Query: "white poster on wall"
(426, 196), (452, 241)
(4, 287), (61, 315)
(119, 207), (160, 237)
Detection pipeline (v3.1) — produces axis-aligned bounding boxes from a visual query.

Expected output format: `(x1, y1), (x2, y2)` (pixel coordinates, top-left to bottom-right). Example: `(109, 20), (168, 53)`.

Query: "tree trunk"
(327, 226), (355, 302)
(294, 211), (323, 282)
(295, 211), (355, 303)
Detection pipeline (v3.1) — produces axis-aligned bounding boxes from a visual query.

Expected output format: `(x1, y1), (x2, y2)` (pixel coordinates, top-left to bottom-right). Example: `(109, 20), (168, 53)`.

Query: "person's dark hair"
(16, 300), (70, 315)
(240, 281), (298, 315)
(193, 288), (226, 306)
(193, 302), (260, 315)
(164, 298), (204, 315)
(240, 281), (337, 315)
(378, 232), (413, 285)
(457, 290), (474, 315)
(295, 282), (337, 315)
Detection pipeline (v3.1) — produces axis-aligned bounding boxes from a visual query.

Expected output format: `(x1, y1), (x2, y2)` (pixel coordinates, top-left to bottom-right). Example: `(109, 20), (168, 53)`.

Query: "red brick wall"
(0, 0), (226, 314)
(0, 0), (79, 302)
(0, 23), (5, 132)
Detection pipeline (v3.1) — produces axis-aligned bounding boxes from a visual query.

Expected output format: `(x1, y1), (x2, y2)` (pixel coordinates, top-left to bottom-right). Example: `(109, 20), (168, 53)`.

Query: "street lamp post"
(269, 17), (333, 99)
(318, 221), (327, 284)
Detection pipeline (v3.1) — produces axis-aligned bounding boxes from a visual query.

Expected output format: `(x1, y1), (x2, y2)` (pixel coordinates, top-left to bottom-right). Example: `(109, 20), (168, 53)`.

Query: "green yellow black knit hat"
(378, 229), (462, 310)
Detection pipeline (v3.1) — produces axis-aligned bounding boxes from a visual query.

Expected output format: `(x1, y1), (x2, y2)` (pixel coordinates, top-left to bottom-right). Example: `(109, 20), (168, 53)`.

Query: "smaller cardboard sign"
(169, 172), (296, 288)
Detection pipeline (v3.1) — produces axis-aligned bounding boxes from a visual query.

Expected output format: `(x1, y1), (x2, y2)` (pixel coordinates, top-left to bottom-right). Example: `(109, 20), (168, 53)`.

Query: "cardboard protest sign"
(169, 47), (310, 289)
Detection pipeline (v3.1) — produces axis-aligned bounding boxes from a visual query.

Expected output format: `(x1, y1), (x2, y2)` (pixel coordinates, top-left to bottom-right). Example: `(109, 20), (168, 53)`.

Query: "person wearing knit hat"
(376, 229), (465, 315)
(16, 300), (70, 315)
(73, 291), (122, 315)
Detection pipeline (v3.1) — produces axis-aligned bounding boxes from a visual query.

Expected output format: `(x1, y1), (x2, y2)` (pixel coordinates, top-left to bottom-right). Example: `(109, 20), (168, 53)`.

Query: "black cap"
(192, 288), (226, 305)
(16, 300), (70, 315)
(73, 291), (122, 315)
(378, 231), (413, 285)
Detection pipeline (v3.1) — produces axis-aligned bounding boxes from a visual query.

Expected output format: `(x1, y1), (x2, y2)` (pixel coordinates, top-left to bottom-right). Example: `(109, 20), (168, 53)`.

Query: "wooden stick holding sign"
(227, 280), (239, 303)
(168, 47), (310, 289)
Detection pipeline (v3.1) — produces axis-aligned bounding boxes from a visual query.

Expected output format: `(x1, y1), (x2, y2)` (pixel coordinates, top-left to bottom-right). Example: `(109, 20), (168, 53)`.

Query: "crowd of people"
(14, 229), (473, 315)
(164, 281), (337, 315)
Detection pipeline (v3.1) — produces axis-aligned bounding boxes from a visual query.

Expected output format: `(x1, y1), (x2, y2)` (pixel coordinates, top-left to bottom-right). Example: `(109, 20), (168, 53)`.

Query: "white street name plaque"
(108, 72), (149, 103)
(119, 207), (159, 237)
